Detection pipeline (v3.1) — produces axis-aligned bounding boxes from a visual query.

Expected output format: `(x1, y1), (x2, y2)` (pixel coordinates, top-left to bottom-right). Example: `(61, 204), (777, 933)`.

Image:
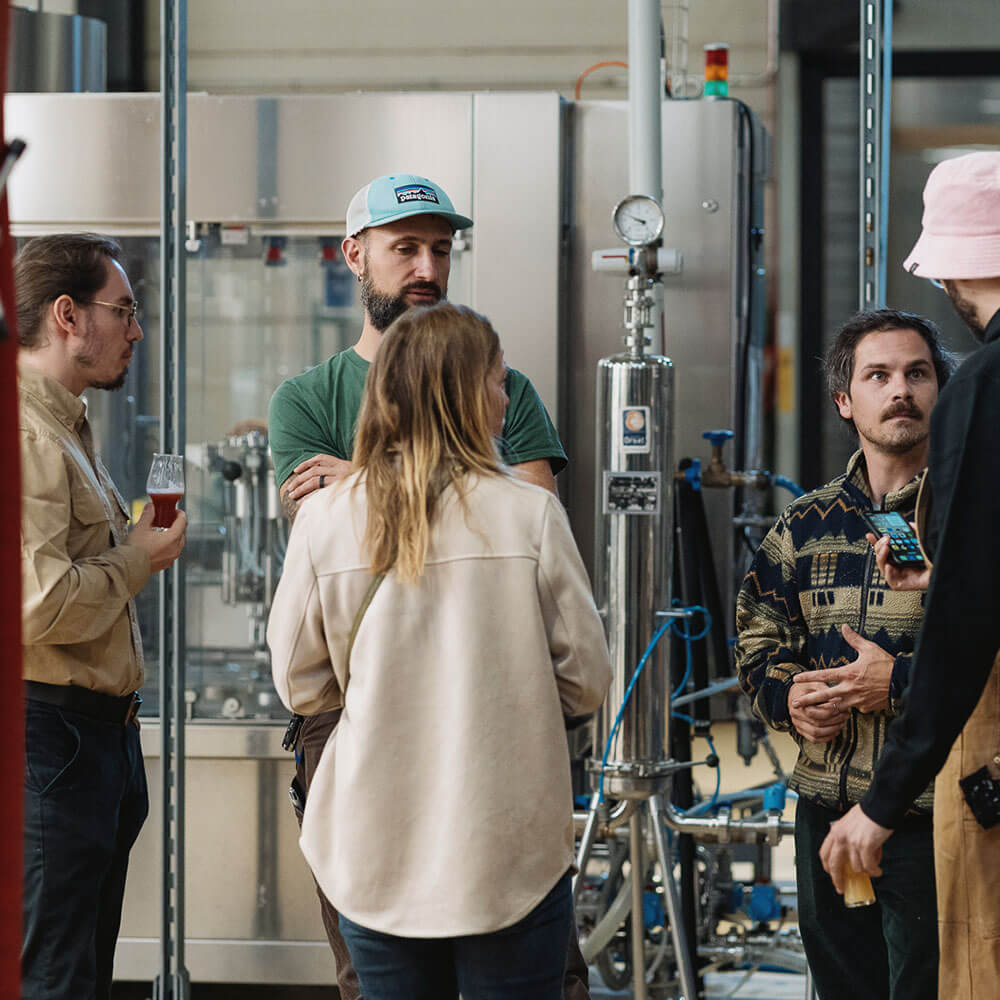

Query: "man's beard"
(75, 322), (129, 390)
(359, 272), (443, 332)
(864, 423), (929, 455)
(943, 280), (985, 342)
(90, 371), (128, 391)
(858, 401), (929, 455)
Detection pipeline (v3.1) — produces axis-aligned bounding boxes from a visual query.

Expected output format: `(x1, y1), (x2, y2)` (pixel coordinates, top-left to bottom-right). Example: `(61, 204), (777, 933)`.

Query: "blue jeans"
(22, 700), (149, 1000)
(795, 796), (938, 1000)
(339, 871), (573, 1000)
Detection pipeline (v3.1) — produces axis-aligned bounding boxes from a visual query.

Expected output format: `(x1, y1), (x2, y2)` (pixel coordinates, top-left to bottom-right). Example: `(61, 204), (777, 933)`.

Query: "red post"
(0, 2), (25, 995)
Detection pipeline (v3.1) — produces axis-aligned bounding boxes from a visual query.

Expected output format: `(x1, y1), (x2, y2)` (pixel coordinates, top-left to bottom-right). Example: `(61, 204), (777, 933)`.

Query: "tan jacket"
(912, 473), (1000, 994)
(268, 472), (611, 937)
(20, 365), (149, 695)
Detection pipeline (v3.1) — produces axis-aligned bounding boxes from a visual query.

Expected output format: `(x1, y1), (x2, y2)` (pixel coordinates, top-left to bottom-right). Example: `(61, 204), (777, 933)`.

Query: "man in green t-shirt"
(268, 173), (584, 1000)
(270, 173), (566, 518)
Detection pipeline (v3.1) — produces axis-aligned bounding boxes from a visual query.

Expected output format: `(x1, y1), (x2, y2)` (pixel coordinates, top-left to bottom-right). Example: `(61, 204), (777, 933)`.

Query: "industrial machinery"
(570, 5), (804, 998)
(185, 427), (287, 721)
(8, 42), (796, 1000)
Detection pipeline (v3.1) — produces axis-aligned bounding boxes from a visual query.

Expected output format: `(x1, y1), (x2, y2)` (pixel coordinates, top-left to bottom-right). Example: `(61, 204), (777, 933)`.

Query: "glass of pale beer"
(843, 864), (876, 908)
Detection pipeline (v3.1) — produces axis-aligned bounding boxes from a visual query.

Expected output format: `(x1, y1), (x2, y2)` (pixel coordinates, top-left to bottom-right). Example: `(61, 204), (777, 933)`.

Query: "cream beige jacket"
(268, 472), (611, 938)
(20, 365), (149, 695)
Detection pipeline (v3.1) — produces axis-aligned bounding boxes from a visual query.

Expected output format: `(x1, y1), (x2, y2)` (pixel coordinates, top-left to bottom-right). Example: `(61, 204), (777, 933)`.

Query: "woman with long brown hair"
(268, 302), (610, 1000)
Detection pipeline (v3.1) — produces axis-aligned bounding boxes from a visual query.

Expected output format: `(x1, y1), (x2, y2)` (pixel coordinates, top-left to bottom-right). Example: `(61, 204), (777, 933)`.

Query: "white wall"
(144, 1), (773, 115)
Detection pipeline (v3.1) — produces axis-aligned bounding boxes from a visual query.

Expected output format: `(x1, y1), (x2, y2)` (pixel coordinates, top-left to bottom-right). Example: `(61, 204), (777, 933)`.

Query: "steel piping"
(575, 798), (793, 846)
(660, 800), (793, 846)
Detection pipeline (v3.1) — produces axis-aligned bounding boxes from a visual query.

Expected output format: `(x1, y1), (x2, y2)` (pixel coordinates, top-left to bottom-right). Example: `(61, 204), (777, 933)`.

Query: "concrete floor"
(591, 969), (811, 1000)
(112, 971), (812, 999)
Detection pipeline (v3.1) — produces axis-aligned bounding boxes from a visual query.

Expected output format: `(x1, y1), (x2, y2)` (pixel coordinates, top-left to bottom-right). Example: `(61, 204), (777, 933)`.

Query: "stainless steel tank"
(591, 349), (674, 799)
(7, 7), (107, 93)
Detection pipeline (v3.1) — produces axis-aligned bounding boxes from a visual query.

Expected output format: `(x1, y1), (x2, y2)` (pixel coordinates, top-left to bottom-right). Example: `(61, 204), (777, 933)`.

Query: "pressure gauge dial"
(612, 194), (664, 247)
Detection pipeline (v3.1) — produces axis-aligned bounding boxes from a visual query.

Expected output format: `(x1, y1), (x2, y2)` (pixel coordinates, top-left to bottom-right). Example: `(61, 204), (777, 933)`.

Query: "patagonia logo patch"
(395, 184), (439, 205)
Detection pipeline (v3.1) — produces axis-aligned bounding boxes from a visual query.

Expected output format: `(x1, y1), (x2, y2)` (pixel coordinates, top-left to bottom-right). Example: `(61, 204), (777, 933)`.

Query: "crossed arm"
(279, 453), (354, 521)
(735, 522), (850, 742)
(737, 521), (897, 745)
(791, 624), (895, 721)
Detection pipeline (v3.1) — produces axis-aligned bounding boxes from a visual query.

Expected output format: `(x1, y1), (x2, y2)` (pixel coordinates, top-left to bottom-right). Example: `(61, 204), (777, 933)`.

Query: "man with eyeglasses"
(15, 232), (187, 999)
(819, 151), (1000, 998)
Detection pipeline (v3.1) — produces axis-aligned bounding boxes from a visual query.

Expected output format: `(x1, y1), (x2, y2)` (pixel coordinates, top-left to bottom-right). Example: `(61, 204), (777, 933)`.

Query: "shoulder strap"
(343, 572), (386, 693)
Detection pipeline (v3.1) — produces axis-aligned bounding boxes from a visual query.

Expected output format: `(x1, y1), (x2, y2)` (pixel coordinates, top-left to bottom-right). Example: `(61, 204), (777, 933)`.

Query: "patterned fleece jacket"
(735, 450), (933, 814)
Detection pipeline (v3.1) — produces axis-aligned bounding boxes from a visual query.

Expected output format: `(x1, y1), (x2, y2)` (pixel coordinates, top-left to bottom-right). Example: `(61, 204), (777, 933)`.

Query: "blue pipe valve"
(677, 457), (702, 490)
(702, 429), (734, 449)
(700, 428), (771, 490)
(700, 429), (738, 489)
(762, 782), (787, 813)
(748, 882), (782, 923)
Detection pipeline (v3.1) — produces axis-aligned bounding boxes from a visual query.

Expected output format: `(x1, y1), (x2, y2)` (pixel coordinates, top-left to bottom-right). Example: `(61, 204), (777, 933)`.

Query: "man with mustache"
(736, 309), (954, 1000)
(15, 233), (188, 998)
(267, 174), (585, 999)
(819, 152), (1000, 999)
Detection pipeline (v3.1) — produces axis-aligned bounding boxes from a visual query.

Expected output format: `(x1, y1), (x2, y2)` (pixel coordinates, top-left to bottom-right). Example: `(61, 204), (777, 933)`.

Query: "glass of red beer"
(147, 453), (185, 529)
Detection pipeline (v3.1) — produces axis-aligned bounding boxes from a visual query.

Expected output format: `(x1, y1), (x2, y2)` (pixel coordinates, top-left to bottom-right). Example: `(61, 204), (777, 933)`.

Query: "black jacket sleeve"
(861, 343), (1000, 828)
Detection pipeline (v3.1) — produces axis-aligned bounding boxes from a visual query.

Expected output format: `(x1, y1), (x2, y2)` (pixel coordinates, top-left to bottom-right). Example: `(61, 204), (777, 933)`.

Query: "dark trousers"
(795, 796), (938, 1000)
(295, 710), (363, 1000)
(338, 872), (573, 1000)
(295, 711), (591, 1000)
(22, 700), (148, 1000)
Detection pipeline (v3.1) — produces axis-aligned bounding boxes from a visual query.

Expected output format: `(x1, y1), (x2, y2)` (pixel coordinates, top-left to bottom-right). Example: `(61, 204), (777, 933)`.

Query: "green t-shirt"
(268, 348), (567, 488)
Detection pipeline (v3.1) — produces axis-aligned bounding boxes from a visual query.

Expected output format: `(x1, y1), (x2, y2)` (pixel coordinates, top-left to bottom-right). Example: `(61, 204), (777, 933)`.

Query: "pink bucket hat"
(903, 151), (1000, 280)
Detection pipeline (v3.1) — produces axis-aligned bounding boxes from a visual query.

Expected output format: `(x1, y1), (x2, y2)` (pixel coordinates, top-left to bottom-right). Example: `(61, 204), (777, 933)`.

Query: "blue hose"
(598, 605), (709, 803)
(598, 617), (674, 803)
(670, 711), (721, 815)
(669, 606), (711, 699)
(772, 474), (806, 498)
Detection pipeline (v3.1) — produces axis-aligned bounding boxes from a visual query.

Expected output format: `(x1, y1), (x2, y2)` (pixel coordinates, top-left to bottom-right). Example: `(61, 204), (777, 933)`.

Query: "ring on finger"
(319, 474), (326, 488)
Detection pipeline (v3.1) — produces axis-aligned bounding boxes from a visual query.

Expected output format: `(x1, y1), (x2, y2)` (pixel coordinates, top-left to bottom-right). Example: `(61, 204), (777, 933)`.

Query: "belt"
(25, 680), (142, 726)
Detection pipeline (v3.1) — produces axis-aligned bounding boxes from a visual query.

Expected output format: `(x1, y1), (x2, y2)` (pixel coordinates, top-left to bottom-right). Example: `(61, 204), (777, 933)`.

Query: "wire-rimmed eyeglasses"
(83, 299), (140, 326)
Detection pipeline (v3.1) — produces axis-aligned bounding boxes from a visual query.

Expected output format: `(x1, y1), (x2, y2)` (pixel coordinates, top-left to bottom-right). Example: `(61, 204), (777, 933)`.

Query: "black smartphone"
(960, 765), (1000, 829)
(859, 510), (925, 568)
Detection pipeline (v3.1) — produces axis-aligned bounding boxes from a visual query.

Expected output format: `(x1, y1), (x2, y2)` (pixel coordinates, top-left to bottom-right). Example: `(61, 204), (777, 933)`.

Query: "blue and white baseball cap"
(345, 173), (474, 237)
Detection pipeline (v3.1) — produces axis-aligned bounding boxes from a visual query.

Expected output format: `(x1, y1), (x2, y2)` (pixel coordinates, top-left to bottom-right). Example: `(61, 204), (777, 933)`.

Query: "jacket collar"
(843, 448), (922, 510)
(985, 308), (1000, 344)
(18, 363), (87, 433)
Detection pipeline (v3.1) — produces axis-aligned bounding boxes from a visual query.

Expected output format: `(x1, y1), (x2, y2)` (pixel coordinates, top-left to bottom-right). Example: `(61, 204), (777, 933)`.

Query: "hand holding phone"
(869, 533), (932, 592)
(859, 510), (925, 569)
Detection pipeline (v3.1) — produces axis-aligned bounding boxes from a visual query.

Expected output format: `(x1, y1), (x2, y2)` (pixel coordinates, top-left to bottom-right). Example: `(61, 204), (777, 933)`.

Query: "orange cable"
(574, 60), (628, 101)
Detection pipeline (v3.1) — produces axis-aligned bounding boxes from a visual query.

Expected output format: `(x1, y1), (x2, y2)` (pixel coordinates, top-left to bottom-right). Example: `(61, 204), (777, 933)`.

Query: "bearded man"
(267, 173), (589, 998)
(820, 151), (1000, 999)
(735, 309), (955, 1000)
